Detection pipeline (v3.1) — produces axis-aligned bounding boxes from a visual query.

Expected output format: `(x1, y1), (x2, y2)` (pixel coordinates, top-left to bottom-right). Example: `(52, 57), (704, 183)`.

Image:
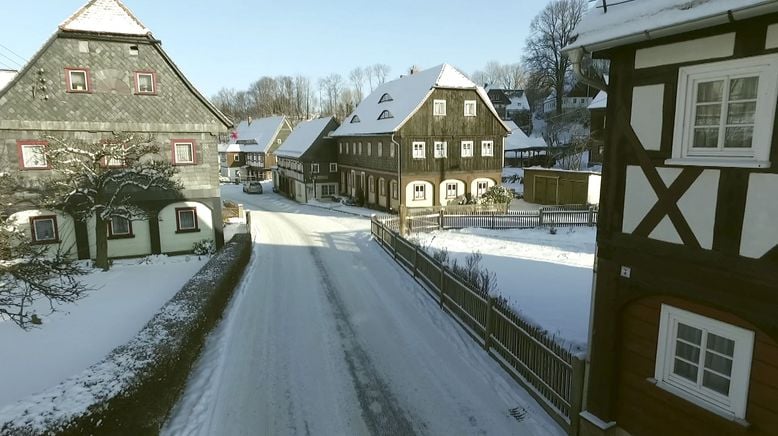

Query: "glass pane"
(677, 323), (703, 344)
(703, 370), (731, 396)
(693, 128), (719, 148)
(111, 217), (129, 234)
(676, 340), (701, 362)
(673, 358), (699, 382)
(138, 75), (153, 92)
(697, 81), (723, 103)
(179, 211), (195, 229)
(725, 127), (753, 148)
(695, 104), (721, 126)
(34, 220), (55, 240)
(729, 76), (759, 100)
(727, 102), (756, 125)
(707, 333), (735, 357)
(70, 72), (87, 90)
(704, 351), (733, 376)
(176, 144), (193, 162)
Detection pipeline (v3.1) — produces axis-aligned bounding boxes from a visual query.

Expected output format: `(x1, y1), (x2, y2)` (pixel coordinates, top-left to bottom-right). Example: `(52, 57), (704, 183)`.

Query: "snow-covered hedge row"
(0, 234), (252, 435)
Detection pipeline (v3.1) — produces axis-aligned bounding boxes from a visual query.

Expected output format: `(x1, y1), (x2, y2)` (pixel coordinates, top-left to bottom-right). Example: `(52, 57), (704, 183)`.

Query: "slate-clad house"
(275, 117), (340, 203)
(565, 1), (778, 435)
(0, 0), (232, 259)
(331, 64), (509, 211)
(226, 116), (293, 181)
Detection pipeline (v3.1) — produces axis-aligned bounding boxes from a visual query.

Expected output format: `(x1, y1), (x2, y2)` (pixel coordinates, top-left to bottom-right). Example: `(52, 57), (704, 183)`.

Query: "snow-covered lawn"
(0, 255), (208, 410)
(415, 227), (595, 351)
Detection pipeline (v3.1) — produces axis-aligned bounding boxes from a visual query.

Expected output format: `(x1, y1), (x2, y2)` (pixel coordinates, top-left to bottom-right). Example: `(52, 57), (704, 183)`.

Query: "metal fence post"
(439, 263), (446, 309)
(484, 296), (494, 351)
(569, 358), (586, 436)
(413, 246), (419, 278)
(393, 232), (398, 261)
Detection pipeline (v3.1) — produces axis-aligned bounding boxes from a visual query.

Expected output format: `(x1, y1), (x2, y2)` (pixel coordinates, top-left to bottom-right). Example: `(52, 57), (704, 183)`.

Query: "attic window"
(378, 110), (394, 120)
(129, 45), (139, 56)
(351, 115), (361, 123)
(379, 93), (393, 103)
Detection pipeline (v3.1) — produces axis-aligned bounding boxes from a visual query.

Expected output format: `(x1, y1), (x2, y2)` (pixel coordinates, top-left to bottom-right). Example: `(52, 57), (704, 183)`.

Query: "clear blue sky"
(0, 0), (549, 97)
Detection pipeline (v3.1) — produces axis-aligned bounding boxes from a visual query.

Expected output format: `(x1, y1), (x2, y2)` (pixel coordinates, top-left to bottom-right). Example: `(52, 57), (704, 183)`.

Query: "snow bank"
(0, 236), (252, 435)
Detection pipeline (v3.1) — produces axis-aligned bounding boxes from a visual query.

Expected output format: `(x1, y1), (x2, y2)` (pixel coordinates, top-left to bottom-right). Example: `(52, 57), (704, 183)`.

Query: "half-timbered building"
(275, 117), (340, 203)
(331, 64), (509, 211)
(565, 1), (778, 435)
(226, 115), (293, 181)
(0, 0), (232, 259)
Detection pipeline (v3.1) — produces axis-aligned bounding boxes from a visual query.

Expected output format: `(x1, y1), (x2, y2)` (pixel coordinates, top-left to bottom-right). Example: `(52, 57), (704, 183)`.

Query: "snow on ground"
(307, 197), (380, 218)
(0, 255), (208, 410)
(415, 227), (595, 350)
(165, 189), (564, 436)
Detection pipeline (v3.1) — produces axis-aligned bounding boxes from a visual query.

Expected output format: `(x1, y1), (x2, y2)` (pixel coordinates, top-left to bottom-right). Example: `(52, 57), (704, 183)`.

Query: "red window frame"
(17, 140), (50, 170)
(171, 140), (197, 165)
(133, 70), (157, 95)
(175, 207), (199, 233)
(29, 215), (60, 244)
(107, 216), (134, 239)
(64, 67), (92, 93)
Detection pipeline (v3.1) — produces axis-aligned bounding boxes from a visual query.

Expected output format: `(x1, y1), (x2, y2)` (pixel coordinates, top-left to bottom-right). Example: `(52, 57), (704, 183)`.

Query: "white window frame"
(481, 140), (494, 157)
(20, 143), (48, 169)
(67, 69), (89, 92)
(390, 142), (395, 158)
(412, 141), (426, 159)
(174, 142), (195, 164)
(367, 142), (372, 156)
(413, 183), (426, 200)
(477, 181), (489, 196)
(358, 142), (362, 155)
(311, 163), (320, 174)
(464, 100), (477, 117)
(445, 183), (458, 199)
(654, 304), (754, 420)
(135, 72), (155, 94)
(433, 99), (447, 116)
(31, 216), (58, 243)
(109, 216), (132, 237)
(378, 142), (383, 157)
(461, 140), (474, 158)
(339, 143), (343, 154)
(434, 141), (447, 159)
(668, 53), (778, 168)
(391, 180), (398, 199)
(329, 163), (337, 173)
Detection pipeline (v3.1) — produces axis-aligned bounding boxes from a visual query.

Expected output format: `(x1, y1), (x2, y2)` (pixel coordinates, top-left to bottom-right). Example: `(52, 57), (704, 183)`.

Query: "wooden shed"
(522, 167), (601, 205)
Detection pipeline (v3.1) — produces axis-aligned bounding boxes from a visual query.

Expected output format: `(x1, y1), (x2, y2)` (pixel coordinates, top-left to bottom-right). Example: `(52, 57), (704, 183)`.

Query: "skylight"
(378, 110), (394, 120)
(379, 93), (393, 103)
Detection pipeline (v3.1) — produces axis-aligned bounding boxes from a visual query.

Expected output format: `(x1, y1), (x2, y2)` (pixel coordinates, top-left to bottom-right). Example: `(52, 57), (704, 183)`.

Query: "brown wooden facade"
(574, 10), (778, 436)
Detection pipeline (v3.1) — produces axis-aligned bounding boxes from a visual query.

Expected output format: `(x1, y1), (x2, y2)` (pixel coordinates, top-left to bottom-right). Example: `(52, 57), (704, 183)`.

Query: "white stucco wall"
(470, 178), (496, 198)
(86, 216), (152, 259)
(159, 201), (214, 254)
(742, 173), (778, 258)
(587, 174), (601, 205)
(631, 84), (664, 151)
(405, 180), (433, 208)
(634, 33), (735, 69)
(8, 209), (78, 259)
(439, 179), (465, 206)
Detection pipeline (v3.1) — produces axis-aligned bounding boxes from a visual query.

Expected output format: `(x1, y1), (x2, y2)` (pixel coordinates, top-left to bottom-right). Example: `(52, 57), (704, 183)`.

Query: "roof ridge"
(60, 0), (150, 36)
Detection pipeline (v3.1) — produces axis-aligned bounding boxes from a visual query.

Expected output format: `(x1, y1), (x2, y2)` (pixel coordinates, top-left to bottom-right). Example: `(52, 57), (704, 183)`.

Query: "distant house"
(331, 64), (510, 211)
(0, 0), (232, 259)
(486, 87), (531, 134)
(543, 81), (600, 114)
(565, 2), (778, 436)
(226, 116), (293, 181)
(0, 69), (16, 90)
(503, 120), (548, 167)
(275, 117), (340, 203)
(587, 89), (607, 164)
(217, 143), (244, 181)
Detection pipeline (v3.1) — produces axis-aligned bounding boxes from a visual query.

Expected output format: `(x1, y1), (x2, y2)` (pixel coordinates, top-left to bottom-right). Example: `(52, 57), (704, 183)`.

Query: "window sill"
(176, 228), (201, 234)
(30, 239), (60, 245)
(665, 158), (771, 169)
(173, 162), (197, 166)
(108, 234), (135, 240)
(134, 92), (158, 96)
(647, 378), (750, 427)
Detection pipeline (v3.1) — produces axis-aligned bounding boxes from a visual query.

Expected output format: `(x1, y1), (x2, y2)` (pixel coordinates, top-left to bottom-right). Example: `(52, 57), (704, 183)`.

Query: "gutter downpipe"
(392, 132), (403, 231)
(568, 47), (608, 93)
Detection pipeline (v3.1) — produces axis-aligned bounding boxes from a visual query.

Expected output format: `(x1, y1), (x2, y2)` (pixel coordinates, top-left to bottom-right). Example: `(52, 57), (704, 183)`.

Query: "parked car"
(218, 175), (231, 183)
(242, 181), (263, 194)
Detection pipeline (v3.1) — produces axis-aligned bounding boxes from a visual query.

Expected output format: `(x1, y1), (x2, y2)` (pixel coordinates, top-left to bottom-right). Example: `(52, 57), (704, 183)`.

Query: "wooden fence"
(370, 216), (586, 435)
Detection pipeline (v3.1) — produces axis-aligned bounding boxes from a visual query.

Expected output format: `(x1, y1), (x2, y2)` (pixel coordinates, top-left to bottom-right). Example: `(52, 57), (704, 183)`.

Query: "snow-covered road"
(164, 188), (563, 436)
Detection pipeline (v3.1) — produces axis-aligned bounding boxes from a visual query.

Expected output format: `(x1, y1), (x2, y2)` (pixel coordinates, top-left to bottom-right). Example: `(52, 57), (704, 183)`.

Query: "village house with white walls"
(219, 115), (293, 182)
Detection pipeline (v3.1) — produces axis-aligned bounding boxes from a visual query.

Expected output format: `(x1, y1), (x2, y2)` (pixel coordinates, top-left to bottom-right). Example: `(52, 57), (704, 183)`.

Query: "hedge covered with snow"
(0, 233), (252, 435)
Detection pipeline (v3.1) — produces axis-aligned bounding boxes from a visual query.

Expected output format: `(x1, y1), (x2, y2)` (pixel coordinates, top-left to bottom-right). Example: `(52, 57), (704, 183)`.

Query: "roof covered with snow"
(332, 64), (507, 136)
(588, 90), (607, 110)
(567, 0), (778, 53)
(505, 124), (548, 151)
(231, 116), (288, 153)
(276, 117), (338, 159)
(60, 0), (151, 36)
(0, 70), (17, 92)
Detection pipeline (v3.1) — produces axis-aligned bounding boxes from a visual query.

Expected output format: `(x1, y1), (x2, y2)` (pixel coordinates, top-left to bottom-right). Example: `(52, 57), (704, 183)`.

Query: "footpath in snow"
(164, 190), (564, 436)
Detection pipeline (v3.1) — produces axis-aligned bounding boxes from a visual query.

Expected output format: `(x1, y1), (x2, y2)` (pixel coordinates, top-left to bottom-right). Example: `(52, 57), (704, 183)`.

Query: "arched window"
(350, 115), (361, 123)
(379, 93), (393, 103)
(378, 110), (393, 120)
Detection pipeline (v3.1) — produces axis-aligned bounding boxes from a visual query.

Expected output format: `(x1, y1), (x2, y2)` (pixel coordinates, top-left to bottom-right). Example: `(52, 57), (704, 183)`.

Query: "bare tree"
(368, 64), (391, 90)
(473, 61), (527, 89)
(0, 174), (86, 329)
(349, 67), (365, 103)
(523, 0), (587, 114)
(44, 133), (182, 270)
(319, 73), (344, 117)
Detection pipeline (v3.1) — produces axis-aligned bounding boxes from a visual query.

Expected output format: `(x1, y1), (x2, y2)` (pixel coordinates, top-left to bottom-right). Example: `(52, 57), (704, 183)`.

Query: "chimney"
(247, 116), (253, 126)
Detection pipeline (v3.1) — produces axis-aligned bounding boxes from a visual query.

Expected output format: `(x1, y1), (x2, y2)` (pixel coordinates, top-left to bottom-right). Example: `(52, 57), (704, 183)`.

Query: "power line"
(0, 51), (22, 69)
(0, 43), (27, 64)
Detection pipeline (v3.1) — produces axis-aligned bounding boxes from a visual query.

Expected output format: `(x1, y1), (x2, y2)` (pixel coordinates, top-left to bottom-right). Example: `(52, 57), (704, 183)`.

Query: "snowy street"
(164, 186), (563, 436)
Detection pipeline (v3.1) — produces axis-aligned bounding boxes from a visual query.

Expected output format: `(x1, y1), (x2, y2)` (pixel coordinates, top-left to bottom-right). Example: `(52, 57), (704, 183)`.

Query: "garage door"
(534, 176), (558, 205)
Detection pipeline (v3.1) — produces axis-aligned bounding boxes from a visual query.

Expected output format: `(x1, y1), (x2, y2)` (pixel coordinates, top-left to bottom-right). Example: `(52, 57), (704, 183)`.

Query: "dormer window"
(379, 93), (393, 103)
(351, 115), (361, 123)
(378, 110), (394, 120)
(66, 68), (90, 93)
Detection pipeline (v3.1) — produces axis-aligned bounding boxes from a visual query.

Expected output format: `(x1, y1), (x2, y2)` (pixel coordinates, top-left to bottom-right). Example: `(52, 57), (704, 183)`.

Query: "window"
(352, 143), (356, 154)
(66, 68), (90, 92)
(378, 110), (394, 120)
(434, 141), (447, 158)
(379, 178), (386, 196)
(391, 180), (398, 199)
(464, 100), (477, 117)
(477, 181), (489, 196)
(330, 163), (337, 172)
(369, 175), (375, 193)
(670, 54), (778, 168)
(367, 142), (372, 156)
(18, 141), (48, 169)
(134, 71), (156, 94)
(234, 154), (240, 162)
(390, 142), (395, 158)
(655, 305), (754, 420)
(344, 142), (348, 154)
(358, 143), (362, 155)
(461, 140), (474, 158)
(277, 139), (282, 145)
(351, 115), (361, 123)
(108, 216), (133, 238)
(175, 207), (199, 233)
(412, 141), (426, 159)
(378, 142), (383, 157)
(321, 185), (336, 196)
(311, 163), (320, 173)
(379, 93), (393, 103)
(413, 183), (426, 200)
(433, 99), (446, 116)
(173, 141), (196, 164)
(446, 183), (458, 199)
(481, 140), (494, 157)
(30, 216), (58, 243)
(339, 143), (343, 154)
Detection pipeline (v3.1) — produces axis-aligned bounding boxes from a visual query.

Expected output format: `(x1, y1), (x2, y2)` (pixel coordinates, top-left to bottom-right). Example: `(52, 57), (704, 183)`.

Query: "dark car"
(242, 181), (263, 194)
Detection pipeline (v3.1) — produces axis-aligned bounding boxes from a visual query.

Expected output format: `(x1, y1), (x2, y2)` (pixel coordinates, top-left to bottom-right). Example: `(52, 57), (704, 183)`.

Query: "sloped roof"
(505, 124), (548, 151)
(566, 0), (778, 53)
(0, 70), (17, 92)
(588, 90), (608, 110)
(332, 64), (508, 136)
(276, 117), (338, 159)
(60, 0), (150, 36)
(231, 116), (288, 153)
